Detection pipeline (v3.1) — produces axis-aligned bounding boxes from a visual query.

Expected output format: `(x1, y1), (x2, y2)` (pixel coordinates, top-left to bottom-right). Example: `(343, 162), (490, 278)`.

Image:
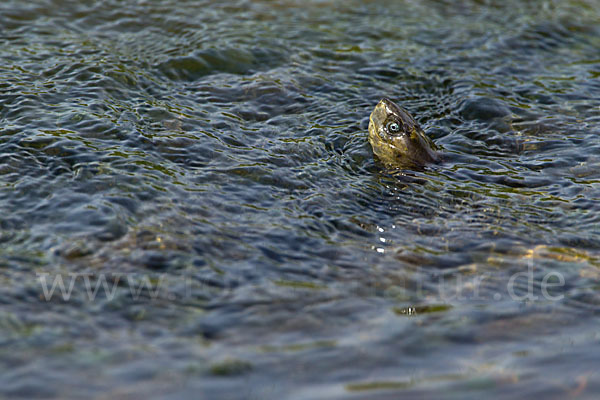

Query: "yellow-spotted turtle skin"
(368, 98), (438, 168)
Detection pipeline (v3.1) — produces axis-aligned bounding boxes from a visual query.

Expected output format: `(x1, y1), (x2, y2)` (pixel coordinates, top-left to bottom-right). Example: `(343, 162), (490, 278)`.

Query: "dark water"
(2, 0), (600, 398)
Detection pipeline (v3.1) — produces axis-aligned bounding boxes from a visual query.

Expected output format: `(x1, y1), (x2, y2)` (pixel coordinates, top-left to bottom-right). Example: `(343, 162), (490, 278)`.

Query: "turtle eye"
(387, 122), (400, 133)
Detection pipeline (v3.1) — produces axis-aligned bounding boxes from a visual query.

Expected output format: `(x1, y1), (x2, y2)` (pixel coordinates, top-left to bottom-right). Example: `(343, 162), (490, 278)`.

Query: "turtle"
(368, 98), (438, 169)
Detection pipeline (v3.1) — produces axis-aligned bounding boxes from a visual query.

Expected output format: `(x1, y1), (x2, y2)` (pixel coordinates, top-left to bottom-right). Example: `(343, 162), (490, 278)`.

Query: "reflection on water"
(1, 0), (600, 398)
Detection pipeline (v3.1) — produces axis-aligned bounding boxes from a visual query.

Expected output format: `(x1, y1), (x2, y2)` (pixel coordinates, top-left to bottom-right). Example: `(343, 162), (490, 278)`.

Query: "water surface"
(1, 0), (600, 398)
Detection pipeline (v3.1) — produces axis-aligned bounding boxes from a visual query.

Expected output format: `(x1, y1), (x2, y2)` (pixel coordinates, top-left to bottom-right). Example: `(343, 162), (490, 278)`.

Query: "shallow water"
(1, 0), (600, 398)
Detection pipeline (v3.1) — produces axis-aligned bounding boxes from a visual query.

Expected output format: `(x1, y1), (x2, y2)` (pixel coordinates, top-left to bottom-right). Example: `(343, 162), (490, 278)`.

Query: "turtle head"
(368, 98), (437, 168)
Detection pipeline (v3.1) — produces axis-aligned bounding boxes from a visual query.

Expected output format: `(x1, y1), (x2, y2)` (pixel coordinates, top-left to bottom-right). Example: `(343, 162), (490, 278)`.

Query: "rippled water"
(2, 0), (600, 398)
